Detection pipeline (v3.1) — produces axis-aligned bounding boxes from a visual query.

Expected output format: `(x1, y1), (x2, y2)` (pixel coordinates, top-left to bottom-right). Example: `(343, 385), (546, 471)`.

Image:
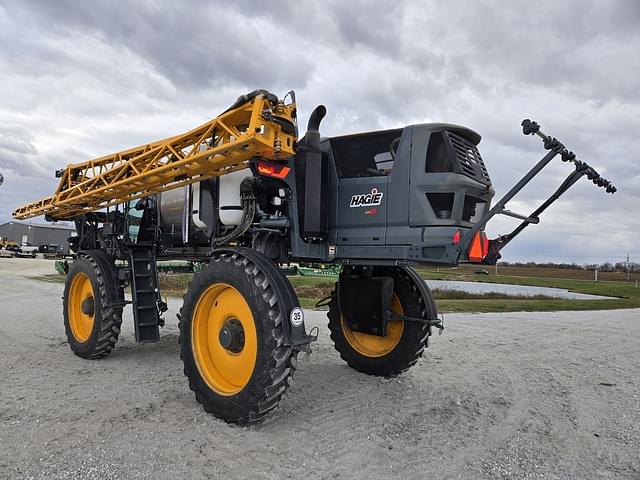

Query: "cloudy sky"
(0, 0), (638, 264)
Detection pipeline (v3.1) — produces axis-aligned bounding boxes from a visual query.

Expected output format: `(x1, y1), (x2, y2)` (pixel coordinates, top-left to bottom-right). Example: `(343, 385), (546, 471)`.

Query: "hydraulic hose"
(210, 177), (258, 246)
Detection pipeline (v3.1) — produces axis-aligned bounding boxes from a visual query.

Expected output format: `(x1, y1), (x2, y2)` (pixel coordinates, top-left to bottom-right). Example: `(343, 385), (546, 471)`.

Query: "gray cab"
(297, 123), (495, 265)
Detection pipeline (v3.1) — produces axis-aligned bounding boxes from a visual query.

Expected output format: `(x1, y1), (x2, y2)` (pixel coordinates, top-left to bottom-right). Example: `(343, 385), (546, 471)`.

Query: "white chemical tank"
(219, 169), (248, 226)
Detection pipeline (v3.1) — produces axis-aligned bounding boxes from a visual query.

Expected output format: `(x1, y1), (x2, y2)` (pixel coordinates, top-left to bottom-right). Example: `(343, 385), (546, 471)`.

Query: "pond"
(424, 280), (611, 300)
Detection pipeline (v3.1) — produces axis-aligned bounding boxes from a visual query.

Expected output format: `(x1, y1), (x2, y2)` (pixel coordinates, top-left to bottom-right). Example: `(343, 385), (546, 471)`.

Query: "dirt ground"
(0, 258), (638, 480)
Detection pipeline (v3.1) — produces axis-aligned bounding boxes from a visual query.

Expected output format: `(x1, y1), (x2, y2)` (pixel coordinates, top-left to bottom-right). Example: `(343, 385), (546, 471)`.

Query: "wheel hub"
(68, 271), (96, 343)
(192, 283), (258, 396)
(219, 318), (245, 353)
(81, 296), (95, 316)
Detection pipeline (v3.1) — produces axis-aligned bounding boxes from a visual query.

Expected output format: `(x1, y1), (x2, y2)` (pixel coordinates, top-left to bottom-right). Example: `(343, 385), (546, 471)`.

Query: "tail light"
(256, 160), (290, 179)
(468, 231), (489, 262)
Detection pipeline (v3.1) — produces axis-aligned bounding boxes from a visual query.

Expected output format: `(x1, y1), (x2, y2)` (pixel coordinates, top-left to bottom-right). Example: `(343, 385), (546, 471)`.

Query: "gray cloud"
(0, 127), (46, 177)
(0, 0), (638, 262)
(7, 0), (315, 91)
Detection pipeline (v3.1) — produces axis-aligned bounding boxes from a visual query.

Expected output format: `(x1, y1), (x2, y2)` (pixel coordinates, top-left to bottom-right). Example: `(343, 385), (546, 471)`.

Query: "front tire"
(179, 249), (298, 424)
(63, 251), (123, 359)
(328, 266), (437, 376)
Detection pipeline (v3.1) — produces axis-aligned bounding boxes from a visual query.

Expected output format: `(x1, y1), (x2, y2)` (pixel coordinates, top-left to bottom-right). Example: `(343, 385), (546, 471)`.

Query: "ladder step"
(129, 247), (161, 344)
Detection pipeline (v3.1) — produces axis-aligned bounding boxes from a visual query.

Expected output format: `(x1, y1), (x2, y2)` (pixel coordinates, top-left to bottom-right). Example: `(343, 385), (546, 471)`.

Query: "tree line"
(500, 261), (638, 272)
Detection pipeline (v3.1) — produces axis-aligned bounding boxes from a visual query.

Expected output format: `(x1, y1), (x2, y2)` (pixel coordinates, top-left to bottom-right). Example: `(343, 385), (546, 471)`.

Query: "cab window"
(330, 129), (402, 178)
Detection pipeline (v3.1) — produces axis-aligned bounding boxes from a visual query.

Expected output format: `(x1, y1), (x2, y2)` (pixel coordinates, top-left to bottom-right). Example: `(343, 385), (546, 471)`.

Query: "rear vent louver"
(444, 131), (491, 185)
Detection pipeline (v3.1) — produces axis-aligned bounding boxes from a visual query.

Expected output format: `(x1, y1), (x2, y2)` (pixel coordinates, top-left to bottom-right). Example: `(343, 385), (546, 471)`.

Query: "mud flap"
(338, 274), (394, 336)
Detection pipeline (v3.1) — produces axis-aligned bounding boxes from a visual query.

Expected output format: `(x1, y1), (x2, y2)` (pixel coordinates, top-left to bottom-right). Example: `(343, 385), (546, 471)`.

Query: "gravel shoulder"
(0, 261), (638, 479)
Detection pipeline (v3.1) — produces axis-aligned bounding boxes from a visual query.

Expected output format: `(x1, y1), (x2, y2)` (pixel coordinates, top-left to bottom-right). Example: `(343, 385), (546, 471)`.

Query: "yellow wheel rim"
(341, 294), (405, 358)
(192, 283), (257, 396)
(68, 272), (95, 343)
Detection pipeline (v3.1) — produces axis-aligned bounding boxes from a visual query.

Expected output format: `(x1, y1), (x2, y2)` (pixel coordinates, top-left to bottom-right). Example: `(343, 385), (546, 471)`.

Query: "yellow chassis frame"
(13, 94), (296, 220)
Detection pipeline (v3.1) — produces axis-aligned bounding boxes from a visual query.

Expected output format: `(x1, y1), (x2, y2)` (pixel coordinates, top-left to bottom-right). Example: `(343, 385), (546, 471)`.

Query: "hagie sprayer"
(13, 90), (616, 423)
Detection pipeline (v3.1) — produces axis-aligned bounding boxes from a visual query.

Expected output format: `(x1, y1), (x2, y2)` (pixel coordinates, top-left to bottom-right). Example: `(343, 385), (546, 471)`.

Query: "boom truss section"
(13, 94), (297, 220)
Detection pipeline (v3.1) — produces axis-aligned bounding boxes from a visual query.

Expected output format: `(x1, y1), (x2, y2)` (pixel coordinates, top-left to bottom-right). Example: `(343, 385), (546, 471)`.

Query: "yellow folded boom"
(13, 94), (296, 221)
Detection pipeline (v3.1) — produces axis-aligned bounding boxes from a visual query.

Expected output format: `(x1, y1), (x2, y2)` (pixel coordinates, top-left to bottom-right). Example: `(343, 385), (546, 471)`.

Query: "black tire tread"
(327, 266), (436, 376)
(179, 250), (297, 424)
(63, 251), (123, 359)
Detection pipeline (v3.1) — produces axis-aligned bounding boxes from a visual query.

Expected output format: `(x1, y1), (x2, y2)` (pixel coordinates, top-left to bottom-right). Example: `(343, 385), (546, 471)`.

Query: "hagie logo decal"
(350, 188), (383, 208)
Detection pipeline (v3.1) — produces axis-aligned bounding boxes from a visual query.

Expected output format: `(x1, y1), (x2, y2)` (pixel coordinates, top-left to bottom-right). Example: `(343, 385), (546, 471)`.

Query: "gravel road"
(0, 258), (638, 479)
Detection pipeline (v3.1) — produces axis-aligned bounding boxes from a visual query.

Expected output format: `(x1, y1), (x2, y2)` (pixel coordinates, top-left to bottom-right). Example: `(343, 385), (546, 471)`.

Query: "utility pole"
(627, 253), (631, 282)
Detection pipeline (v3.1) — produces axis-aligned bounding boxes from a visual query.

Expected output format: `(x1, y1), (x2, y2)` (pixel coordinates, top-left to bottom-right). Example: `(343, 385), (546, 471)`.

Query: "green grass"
(417, 268), (640, 313)
(33, 267), (640, 314)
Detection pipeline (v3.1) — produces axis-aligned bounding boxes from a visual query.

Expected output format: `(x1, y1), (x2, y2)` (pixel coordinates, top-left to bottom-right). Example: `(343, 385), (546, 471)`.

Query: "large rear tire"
(328, 266), (437, 376)
(179, 249), (299, 424)
(63, 251), (124, 359)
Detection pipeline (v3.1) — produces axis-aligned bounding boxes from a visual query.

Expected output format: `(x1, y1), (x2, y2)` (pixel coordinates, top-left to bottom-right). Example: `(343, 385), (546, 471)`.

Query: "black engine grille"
(444, 131), (491, 185)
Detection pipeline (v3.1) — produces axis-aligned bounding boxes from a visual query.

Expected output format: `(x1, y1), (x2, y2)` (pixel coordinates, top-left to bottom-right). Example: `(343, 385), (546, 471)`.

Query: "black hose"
(224, 89), (278, 113)
(211, 198), (255, 246)
(210, 177), (258, 246)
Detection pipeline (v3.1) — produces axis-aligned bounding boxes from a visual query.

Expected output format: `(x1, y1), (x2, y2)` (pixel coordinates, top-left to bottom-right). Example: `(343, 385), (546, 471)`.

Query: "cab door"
(329, 129), (402, 246)
(336, 176), (388, 245)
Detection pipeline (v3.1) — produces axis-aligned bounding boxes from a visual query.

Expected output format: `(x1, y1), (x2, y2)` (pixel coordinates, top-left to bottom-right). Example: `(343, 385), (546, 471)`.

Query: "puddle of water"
(425, 280), (611, 300)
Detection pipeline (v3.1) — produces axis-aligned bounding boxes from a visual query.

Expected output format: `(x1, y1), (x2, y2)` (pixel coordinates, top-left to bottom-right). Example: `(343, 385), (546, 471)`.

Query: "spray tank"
(157, 171), (257, 247)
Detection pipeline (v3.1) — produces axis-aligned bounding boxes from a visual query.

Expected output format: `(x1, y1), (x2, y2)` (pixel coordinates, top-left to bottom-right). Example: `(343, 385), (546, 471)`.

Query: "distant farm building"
(0, 221), (75, 254)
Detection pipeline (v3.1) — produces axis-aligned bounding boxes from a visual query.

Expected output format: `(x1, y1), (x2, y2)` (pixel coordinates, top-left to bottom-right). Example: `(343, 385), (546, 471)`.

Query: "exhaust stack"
(298, 105), (328, 240)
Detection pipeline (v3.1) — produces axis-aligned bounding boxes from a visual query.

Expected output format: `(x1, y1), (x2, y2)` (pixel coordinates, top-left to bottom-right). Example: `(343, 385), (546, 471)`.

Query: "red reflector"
(452, 230), (461, 245)
(468, 231), (489, 263)
(257, 161), (290, 179)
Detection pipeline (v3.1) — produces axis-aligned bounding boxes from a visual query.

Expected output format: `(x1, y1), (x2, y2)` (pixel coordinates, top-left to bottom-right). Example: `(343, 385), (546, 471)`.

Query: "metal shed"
(0, 221), (75, 254)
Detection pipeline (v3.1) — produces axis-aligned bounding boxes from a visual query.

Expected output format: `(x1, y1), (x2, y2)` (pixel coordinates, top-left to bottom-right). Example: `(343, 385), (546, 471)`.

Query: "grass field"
(35, 264), (640, 314)
(417, 267), (640, 313)
(427, 264), (640, 282)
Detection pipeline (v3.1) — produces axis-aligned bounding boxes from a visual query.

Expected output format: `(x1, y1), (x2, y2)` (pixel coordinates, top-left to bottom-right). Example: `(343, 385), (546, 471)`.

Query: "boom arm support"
(457, 119), (616, 264)
(13, 91), (297, 220)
